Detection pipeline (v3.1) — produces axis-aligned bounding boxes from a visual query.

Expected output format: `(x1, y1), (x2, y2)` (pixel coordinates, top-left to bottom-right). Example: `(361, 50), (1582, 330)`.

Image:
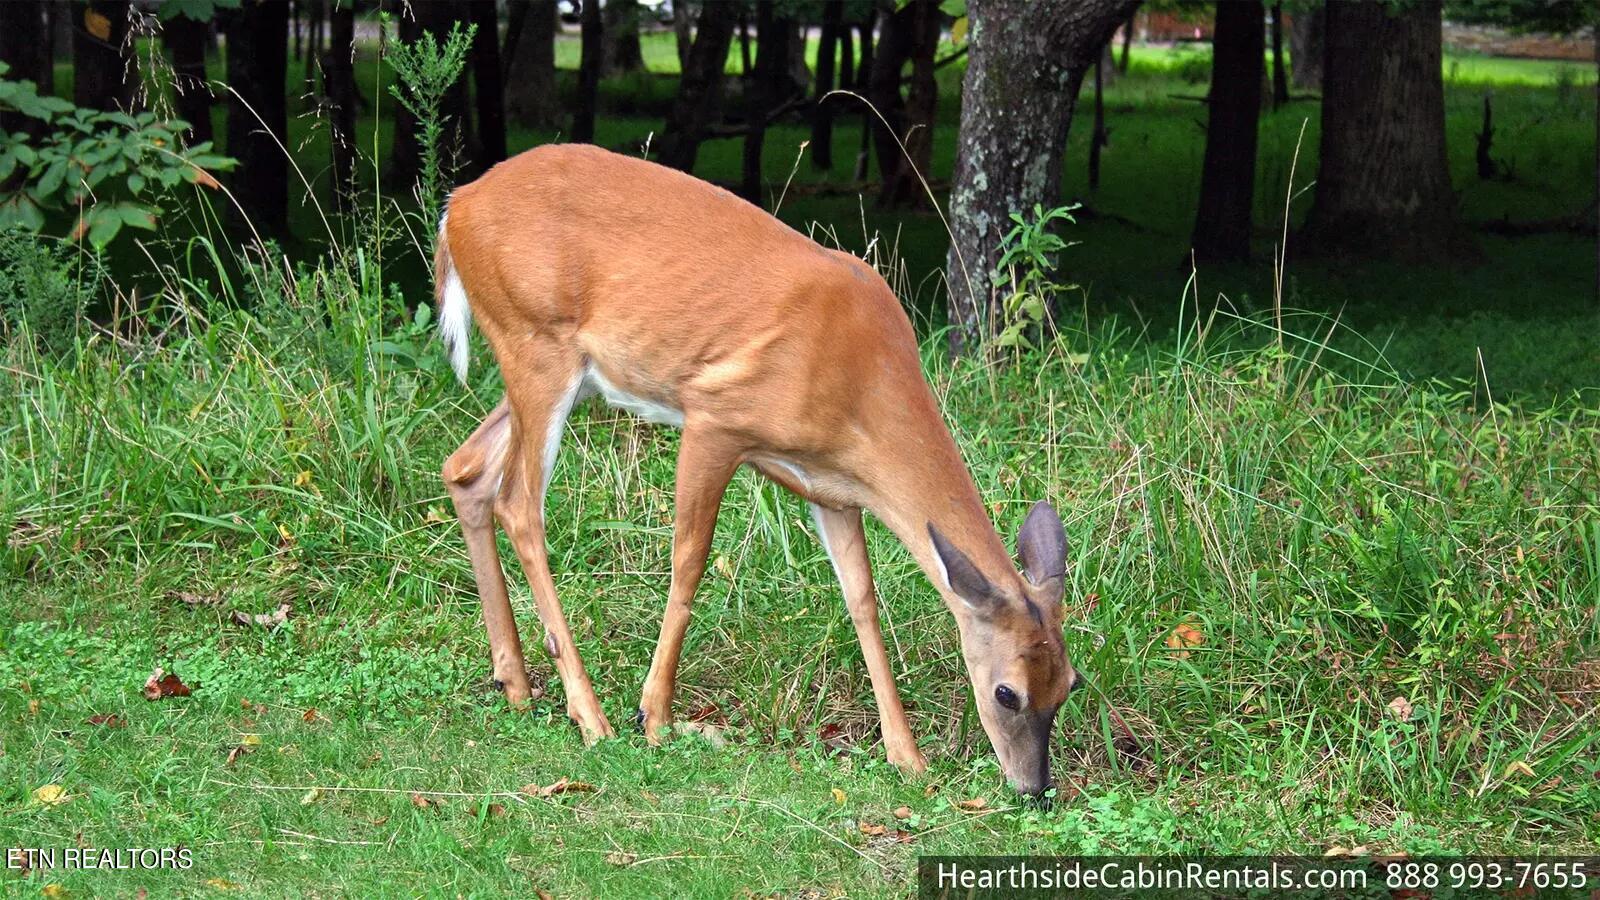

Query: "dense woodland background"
(1, 0), (1596, 395)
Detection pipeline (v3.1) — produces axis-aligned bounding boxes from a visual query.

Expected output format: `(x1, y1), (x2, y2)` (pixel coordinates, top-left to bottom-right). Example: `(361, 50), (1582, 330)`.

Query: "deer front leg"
(443, 401), (535, 706)
(637, 427), (740, 743)
(810, 504), (927, 773)
(496, 358), (614, 742)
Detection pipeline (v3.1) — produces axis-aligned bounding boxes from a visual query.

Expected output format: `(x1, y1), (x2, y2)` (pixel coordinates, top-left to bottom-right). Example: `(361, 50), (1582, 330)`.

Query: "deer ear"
(928, 523), (996, 608)
(1016, 501), (1066, 594)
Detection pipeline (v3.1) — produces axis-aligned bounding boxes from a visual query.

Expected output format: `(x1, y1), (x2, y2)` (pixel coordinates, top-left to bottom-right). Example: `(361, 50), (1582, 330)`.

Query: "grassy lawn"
(3, 24), (1598, 898)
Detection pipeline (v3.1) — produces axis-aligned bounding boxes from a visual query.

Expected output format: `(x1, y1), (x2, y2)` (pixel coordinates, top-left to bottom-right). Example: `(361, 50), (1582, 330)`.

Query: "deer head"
(930, 501), (1076, 796)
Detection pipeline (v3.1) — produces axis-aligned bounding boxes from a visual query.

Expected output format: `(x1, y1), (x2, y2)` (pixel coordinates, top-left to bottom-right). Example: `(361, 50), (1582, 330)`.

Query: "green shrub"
(0, 228), (100, 350)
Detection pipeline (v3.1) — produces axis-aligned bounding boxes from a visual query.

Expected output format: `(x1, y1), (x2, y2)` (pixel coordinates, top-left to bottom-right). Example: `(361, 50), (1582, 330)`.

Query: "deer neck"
(854, 396), (1017, 612)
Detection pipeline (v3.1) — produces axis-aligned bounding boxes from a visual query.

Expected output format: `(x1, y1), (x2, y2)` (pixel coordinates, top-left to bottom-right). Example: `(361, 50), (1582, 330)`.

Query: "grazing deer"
(435, 145), (1078, 795)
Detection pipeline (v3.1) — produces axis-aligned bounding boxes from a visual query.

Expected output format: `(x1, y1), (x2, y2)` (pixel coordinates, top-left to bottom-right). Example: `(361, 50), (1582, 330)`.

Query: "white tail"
(435, 214), (473, 384)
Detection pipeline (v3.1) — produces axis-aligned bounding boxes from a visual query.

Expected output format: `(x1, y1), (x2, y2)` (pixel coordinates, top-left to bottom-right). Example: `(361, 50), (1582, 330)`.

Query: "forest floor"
(2, 31), (1597, 898)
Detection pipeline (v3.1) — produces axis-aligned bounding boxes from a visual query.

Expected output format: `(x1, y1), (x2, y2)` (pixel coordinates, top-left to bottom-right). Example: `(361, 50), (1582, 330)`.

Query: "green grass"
(2, 229), (1598, 893)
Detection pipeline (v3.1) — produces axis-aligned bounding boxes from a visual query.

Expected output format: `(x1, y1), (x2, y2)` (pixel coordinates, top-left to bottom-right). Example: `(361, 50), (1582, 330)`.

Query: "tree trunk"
(0, 2), (49, 88)
(73, 0), (134, 112)
(1302, 0), (1459, 261)
(1593, 26), (1597, 307)
(505, 0), (560, 128)
(1088, 44), (1105, 191)
(853, 15), (874, 181)
(324, 3), (357, 212)
(738, 12), (752, 76)
(809, 0), (842, 171)
(163, 13), (214, 146)
(224, 0), (290, 235)
(839, 18), (855, 92)
(467, 0), (506, 170)
(740, 0), (789, 203)
(573, 0), (602, 142)
(1270, 3), (1287, 108)
(945, 0), (1137, 354)
(602, 0), (644, 75)
(869, 0), (940, 208)
(302, 0), (323, 92)
(657, 0), (737, 172)
(52, 4), (74, 66)
(0, 2), (50, 135)
(1288, 2), (1323, 91)
(1190, 0), (1263, 264)
(672, 0), (691, 71)
(1118, 10), (1133, 73)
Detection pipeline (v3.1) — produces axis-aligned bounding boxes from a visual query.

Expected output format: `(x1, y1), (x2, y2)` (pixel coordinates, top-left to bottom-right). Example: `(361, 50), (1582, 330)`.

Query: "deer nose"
(1011, 775), (1054, 807)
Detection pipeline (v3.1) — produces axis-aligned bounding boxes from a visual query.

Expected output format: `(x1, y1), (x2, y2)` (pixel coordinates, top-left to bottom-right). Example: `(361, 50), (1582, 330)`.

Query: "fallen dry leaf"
(233, 603), (291, 630)
(487, 803), (507, 818)
(172, 590), (219, 607)
(33, 784), (68, 807)
(816, 722), (852, 754)
(535, 778), (598, 798)
(893, 805), (913, 820)
(1503, 760), (1537, 779)
(300, 788), (322, 805)
(1387, 696), (1414, 721)
(142, 668), (192, 701)
(302, 707), (319, 723)
(224, 744), (254, 767)
(858, 821), (887, 836)
(955, 797), (988, 812)
(1165, 621), (1205, 659)
(204, 877), (240, 890)
(687, 702), (726, 724)
(674, 720), (727, 749)
(830, 787), (847, 805)
(28, 698), (40, 715)
(923, 782), (940, 798)
(41, 885), (67, 898)
(604, 850), (637, 867)
(86, 713), (125, 728)
(410, 792), (438, 809)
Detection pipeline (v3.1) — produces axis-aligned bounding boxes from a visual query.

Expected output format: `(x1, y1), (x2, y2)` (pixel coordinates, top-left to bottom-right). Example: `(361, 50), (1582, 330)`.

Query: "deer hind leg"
(442, 401), (535, 705)
(810, 504), (928, 773)
(636, 427), (741, 743)
(494, 350), (615, 742)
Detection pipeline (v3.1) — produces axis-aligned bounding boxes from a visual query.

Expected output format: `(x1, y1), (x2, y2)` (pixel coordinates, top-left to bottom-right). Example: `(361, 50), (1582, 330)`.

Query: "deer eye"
(994, 684), (1020, 711)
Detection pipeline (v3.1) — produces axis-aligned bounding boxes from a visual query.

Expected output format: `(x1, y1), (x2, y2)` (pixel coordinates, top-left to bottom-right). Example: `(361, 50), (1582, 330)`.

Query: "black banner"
(918, 856), (1600, 898)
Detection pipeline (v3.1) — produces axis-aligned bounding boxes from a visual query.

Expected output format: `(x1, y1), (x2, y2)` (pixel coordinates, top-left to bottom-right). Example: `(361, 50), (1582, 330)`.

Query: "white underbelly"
(582, 365), (685, 427)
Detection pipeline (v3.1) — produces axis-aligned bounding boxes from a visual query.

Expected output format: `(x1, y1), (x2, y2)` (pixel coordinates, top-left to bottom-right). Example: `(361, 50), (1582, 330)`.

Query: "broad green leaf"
(115, 202), (157, 230)
(86, 209), (123, 248)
